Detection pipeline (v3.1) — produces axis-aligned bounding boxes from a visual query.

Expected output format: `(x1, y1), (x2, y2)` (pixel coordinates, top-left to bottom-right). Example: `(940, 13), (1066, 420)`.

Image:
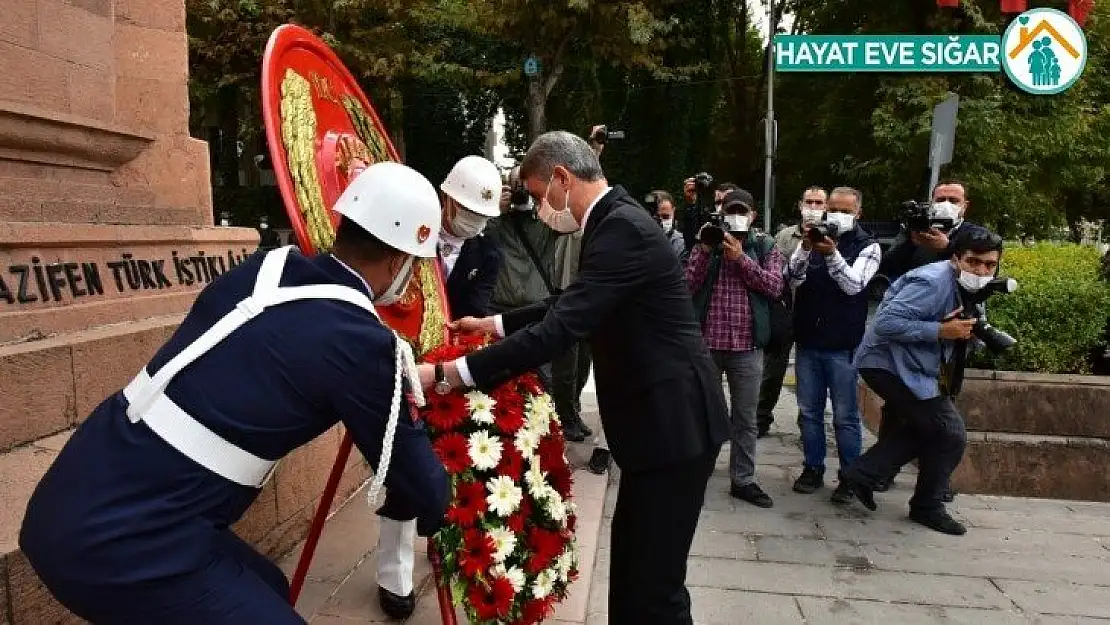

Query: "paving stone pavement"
(281, 375), (1110, 624)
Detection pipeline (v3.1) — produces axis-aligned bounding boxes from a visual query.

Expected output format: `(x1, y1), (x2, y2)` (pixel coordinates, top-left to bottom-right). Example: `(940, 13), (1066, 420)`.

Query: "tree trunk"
(526, 76), (546, 143)
(389, 86), (407, 161)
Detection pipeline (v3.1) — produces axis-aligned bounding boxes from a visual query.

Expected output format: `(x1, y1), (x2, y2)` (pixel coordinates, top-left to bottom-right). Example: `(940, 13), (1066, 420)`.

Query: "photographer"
(878, 180), (976, 283)
(686, 189), (784, 508)
(757, 186), (828, 437)
(785, 187), (881, 503)
(650, 190), (686, 259)
(874, 180), (977, 496)
(681, 176), (739, 254)
(841, 226), (1006, 536)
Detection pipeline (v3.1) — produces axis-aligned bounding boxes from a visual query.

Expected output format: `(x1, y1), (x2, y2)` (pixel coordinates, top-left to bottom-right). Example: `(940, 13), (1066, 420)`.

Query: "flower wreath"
(421, 335), (580, 624)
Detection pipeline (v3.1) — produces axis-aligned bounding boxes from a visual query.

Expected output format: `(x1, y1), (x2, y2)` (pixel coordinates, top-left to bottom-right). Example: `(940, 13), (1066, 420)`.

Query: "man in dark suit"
(417, 131), (730, 625)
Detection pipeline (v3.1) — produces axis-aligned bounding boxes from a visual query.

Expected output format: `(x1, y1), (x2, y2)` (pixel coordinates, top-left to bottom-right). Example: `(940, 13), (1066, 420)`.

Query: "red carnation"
(518, 373), (545, 396)
(494, 404), (526, 434)
(548, 463), (573, 499)
(537, 434), (566, 474)
(507, 496), (531, 533)
(432, 433), (470, 474)
(524, 527), (564, 574)
(424, 392), (468, 432)
(519, 596), (555, 624)
(496, 441), (525, 481)
(446, 480), (488, 527)
(459, 528), (495, 578)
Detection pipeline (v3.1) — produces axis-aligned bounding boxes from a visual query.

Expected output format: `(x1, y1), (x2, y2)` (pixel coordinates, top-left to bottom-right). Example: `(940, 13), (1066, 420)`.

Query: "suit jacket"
(467, 186), (730, 472)
(446, 233), (502, 319)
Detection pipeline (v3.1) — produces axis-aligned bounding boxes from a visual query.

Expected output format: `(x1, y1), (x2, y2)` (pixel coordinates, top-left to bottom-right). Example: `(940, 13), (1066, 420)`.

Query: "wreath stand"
(287, 432), (459, 625)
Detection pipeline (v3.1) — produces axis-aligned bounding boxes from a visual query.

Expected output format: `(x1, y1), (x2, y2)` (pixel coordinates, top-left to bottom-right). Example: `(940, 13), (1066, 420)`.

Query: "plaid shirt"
(686, 241), (785, 352)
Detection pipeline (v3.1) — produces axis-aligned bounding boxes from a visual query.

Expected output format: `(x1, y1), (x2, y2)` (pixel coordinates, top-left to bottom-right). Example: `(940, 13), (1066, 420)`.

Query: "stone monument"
(0, 1), (367, 621)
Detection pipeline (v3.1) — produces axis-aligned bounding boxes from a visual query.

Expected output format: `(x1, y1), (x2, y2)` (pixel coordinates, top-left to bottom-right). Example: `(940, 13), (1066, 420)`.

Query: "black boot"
(909, 509), (966, 535)
(378, 586), (415, 620)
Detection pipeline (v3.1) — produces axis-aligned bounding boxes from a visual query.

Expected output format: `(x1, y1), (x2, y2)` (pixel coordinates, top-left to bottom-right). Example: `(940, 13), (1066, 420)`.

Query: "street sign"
(927, 92), (959, 196)
(524, 55), (541, 77)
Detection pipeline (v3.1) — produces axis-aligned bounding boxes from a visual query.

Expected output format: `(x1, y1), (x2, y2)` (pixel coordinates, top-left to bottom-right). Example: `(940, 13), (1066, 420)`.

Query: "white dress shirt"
(438, 231), (465, 278)
(455, 185), (612, 386)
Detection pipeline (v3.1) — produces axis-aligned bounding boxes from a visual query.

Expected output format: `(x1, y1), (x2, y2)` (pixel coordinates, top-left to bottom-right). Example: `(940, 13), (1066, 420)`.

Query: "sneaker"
(830, 481), (855, 505)
(792, 466), (825, 494)
(731, 483), (774, 508)
(909, 509), (966, 535)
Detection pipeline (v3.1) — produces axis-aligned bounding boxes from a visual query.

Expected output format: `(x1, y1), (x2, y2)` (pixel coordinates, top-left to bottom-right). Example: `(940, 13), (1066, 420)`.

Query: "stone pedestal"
(0, 2), (366, 621)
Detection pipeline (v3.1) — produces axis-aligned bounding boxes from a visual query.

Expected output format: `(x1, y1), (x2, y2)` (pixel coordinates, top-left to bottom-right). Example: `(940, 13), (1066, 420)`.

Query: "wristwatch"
(433, 363), (452, 396)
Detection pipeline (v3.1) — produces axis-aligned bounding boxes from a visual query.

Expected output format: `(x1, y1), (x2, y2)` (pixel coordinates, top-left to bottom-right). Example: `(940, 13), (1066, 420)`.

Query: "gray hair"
(519, 131), (604, 183)
(830, 186), (862, 209)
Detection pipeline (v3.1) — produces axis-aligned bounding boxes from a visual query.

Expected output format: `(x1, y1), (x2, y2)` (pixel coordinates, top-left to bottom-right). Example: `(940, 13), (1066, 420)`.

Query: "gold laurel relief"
(280, 69), (335, 252)
(415, 258), (448, 356)
(341, 95), (391, 163)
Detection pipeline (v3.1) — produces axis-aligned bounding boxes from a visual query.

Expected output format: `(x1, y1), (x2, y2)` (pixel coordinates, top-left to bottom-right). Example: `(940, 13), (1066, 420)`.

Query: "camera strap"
(510, 216), (559, 296)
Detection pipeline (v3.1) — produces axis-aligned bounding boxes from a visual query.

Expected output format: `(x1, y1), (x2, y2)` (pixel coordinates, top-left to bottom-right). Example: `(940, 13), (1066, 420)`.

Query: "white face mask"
(958, 270), (992, 292)
(825, 211), (856, 231)
(800, 208), (824, 225)
(374, 255), (416, 306)
(448, 206), (488, 239)
(538, 174), (580, 233)
(660, 218), (674, 230)
(931, 200), (963, 225)
(724, 214), (751, 232)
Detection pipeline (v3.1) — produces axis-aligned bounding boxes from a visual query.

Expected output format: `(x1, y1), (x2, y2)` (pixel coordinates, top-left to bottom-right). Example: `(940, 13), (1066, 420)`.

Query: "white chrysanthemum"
(514, 427), (541, 456)
(525, 395), (557, 430)
(471, 408), (495, 425)
(504, 565), (526, 593)
(486, 525), (518, 563)
(524, 460), (550, 500)
(467, 430), (502, 470)
(466, 390), (496, 413)
(555, 548), (576, 582)
(486, 476), (523, 518)
(532, 568), (557, 599)
(545, 492), (568, 524)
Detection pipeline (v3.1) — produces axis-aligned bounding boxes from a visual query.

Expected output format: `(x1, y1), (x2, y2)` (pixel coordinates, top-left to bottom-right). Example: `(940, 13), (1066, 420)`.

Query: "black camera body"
(699, 212), (726, 246)
(509, 184), (530, 208)
(900, 200), (955, 233)
(960, 277), (1019, 353)
(806, 221), (840, 243)
(589, 125), (625, 145)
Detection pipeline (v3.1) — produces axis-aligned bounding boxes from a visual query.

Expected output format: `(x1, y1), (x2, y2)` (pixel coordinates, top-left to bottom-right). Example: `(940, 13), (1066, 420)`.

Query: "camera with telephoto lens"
(699, 212), (726, 247)
(589, 125), (626, 145)
(806, 221), (840, 244)
(900, 200), (956, 233)
(960, 277), (1019, 353)
(509, 184), (530, 208)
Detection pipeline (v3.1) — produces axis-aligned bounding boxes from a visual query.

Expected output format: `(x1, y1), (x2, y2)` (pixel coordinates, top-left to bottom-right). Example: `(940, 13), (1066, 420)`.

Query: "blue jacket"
(853, 260), (960, 400)
(20, 250), (449, 589)
(446, 232), (502, 319)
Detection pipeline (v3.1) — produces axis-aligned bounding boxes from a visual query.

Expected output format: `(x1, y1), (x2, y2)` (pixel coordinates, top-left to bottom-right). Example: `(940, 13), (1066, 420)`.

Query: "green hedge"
(970, 243), (1110, 375)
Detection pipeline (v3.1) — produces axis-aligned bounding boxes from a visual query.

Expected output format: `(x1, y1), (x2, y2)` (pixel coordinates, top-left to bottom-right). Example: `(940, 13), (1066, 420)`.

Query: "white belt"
(123, 370), (277, 488)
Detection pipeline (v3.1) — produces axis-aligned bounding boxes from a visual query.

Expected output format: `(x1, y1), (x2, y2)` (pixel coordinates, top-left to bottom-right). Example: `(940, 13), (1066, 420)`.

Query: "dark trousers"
(757, 338), (793, 430)
(846, 369), (966, 513)
(43, 530), (304, 624)
(609, 448), (719, 625)
(551, 341), (591, 425)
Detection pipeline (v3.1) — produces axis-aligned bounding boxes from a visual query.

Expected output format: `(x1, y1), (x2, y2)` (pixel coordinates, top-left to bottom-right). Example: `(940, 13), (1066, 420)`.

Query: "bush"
(970, 243), (1110, 375)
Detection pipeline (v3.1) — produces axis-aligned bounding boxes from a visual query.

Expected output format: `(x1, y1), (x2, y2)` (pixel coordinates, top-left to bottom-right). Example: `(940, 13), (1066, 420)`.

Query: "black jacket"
(466, 186), (730, 472)
(445, 233), (502, 319)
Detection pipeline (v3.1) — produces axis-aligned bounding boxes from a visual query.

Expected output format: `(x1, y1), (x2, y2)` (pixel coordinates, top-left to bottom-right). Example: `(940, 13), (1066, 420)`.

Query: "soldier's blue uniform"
(19, 246), (449, 624)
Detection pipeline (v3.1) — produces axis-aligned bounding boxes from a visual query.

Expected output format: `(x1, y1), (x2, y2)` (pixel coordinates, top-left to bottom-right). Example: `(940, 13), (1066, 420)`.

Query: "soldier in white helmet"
(19, 162), (450, 625)
(375, 155), (503, 619)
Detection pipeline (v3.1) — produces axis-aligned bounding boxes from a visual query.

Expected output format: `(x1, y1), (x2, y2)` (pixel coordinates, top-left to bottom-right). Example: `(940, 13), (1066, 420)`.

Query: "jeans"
(551, 341), (591, 425)
(847, 369), (967, 513)
(795, 347), (863, 472)
(711, 349), (763, 487)
(757, 338), (793, 430)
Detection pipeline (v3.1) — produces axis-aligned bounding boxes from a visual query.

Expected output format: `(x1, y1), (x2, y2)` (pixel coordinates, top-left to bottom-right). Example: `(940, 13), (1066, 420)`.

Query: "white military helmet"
(333, 161), (441, 258)
(440, 155), (502, 217)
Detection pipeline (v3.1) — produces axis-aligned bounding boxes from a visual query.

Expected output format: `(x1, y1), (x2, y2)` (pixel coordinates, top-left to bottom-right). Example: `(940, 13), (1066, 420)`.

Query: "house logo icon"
(1001, 8), (1088, 95)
